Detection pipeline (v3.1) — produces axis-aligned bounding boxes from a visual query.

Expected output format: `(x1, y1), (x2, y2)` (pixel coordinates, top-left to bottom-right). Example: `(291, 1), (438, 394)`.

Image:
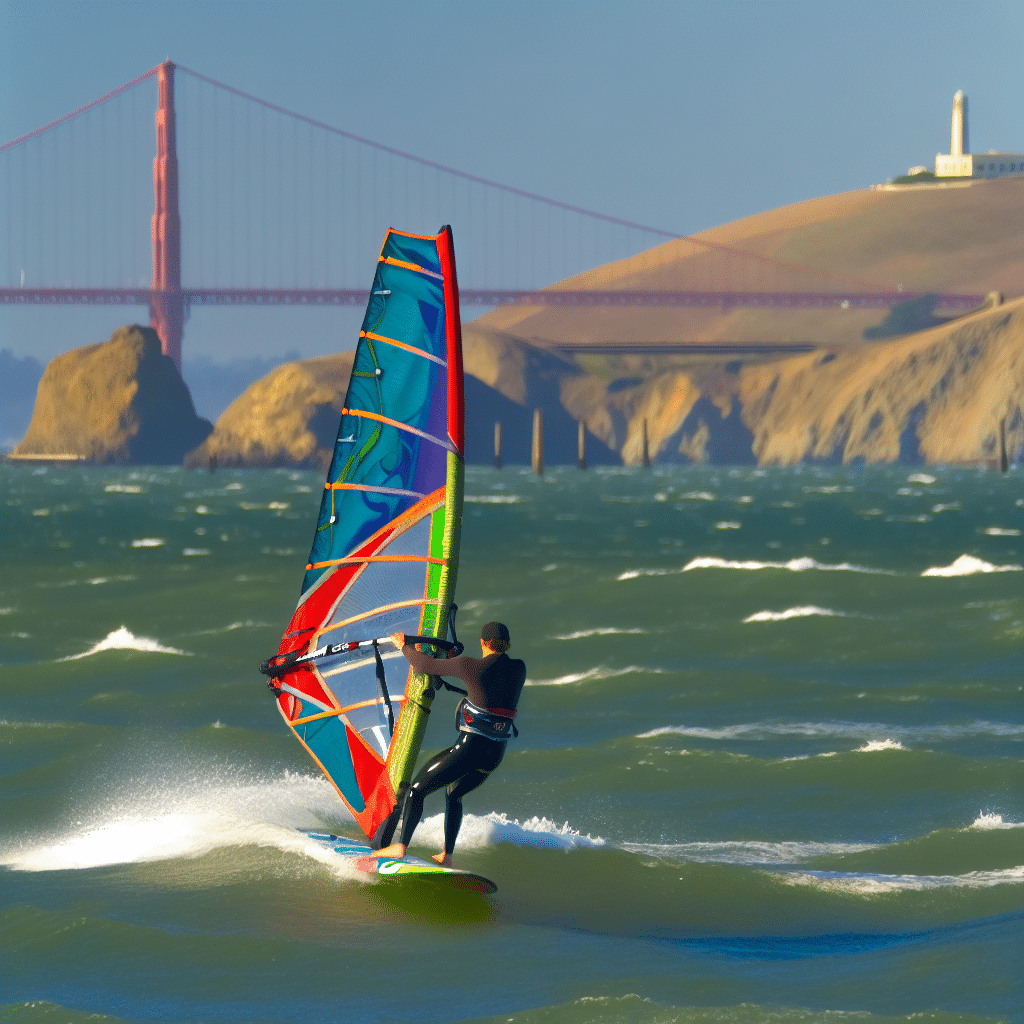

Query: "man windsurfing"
(372, 621), (526, 866)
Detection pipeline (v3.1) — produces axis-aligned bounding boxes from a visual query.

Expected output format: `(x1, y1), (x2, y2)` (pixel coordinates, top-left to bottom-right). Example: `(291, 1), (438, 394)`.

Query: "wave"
(921, 554), (1023, 576)
(58, 626), (188, 661)
(983, 527), (1021, 537)
(783, 864), (1024, 894)
(743, 606), (850, 623)
(618, 556), (896, 581)
(130, 538), (164, 548)
(527, 665), (663, 686)
(907, 473), (936, 484)
(636, 719), (1024, 743)
(621, 839), (876, 866)
(551, 627), (649, 640)
(464, 494), (522, 503)
(103, 483), (143, 493)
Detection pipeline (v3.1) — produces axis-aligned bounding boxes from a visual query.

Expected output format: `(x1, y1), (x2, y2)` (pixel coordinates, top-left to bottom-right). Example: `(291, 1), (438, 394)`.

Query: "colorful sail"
(261, 226), (464, 842)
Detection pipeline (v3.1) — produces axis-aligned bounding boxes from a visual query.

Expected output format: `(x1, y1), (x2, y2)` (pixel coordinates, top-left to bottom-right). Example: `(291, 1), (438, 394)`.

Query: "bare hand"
(389, 632), (406, 650)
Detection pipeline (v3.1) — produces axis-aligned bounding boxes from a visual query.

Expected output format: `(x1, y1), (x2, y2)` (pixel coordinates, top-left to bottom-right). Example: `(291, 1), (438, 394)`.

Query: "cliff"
(573, 295), (1023, 466)
(10, 325), (212, 465)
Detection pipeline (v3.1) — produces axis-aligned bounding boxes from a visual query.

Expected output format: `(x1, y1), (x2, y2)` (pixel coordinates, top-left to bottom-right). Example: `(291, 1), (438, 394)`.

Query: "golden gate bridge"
(1, 61), (984, 370)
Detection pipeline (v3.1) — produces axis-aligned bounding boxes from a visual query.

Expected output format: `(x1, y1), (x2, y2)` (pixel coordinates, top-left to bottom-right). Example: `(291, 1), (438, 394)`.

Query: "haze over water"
(1, 462), (1022, 1023)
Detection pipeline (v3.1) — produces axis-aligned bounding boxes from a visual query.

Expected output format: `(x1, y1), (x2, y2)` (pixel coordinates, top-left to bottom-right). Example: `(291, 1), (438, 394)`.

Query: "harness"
(455, 697), (519, 742)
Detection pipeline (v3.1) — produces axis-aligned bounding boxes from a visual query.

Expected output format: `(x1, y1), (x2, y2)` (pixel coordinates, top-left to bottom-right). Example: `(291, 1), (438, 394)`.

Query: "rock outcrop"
(184, 352), (355, 470)
(11, 325), (212, 465)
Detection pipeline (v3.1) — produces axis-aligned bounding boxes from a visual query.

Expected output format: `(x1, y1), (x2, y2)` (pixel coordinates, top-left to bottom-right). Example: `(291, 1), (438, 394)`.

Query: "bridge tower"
(150, 60), (184, 370)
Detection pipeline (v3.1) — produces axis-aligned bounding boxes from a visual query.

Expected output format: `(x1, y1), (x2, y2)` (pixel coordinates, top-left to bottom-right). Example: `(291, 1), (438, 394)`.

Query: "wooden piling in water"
(494, 421), (502, 470)
(641, 418), (650, 467)
(578, 420), (587, 469)
(532, 409), (544, 475)
(999, 417), (1008, 473)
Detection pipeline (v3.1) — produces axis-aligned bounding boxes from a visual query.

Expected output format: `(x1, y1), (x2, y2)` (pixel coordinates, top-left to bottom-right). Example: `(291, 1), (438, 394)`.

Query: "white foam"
(922, 554), (1023, 576)
(411, 811), (604, 851)
(527, 665), (661, 686)
(983, 527), (1021, 537)
(636, 719), (1024, 742)
(907, 473), (936, 484)
(621, 839), (876, 865)
(854, 739), (905, 752)
(464, 494), (522, 503)
(104, 484), (143, 493)
(0, 771), (362, 879)
(59, 626), (187, 661)
(182, 548), (210, 557)
(551, 627), (649, 640)
(0, 607), (13, 615)
(714, 521), (741, 530)
(782, 864), (1024, 894)
(130, 538), (164, 548)
(970, 812), (1024, 830)
(743, 606), (848, 623)
(932, 503), (960, 513)
(679, 491), (716, 500)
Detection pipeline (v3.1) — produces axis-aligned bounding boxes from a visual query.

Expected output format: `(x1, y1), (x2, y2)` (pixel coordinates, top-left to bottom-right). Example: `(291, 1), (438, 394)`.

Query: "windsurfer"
(372, 621), (526, 866)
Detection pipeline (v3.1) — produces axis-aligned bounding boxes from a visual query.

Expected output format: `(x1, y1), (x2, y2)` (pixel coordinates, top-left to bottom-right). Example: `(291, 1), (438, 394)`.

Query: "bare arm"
(389, 633), (481, 684)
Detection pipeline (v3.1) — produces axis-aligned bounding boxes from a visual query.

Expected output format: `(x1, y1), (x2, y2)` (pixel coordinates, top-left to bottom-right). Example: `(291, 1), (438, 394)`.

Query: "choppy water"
(1, 462), (1021, 1024)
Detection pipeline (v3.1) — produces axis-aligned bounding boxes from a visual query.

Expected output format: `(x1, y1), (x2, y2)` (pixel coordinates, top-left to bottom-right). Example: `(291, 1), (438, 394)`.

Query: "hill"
(467, 177), (1024, 358)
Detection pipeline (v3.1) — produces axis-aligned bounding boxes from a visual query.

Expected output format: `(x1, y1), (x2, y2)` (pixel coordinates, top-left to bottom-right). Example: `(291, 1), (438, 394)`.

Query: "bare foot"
(372, 842), (406, 860)
(431, 852), (453, 868)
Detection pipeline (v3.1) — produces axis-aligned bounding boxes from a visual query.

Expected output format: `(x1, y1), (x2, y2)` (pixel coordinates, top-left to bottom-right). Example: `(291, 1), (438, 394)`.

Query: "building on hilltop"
(934, 90), (1024, 179)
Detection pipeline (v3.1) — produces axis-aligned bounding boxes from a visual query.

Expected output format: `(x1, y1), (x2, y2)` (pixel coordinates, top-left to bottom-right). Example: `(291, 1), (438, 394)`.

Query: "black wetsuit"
(377, 652), (526, 854)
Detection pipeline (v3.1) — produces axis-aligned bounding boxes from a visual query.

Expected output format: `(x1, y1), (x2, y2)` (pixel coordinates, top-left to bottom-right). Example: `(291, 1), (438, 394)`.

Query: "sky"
(2, 0), (1022, 364)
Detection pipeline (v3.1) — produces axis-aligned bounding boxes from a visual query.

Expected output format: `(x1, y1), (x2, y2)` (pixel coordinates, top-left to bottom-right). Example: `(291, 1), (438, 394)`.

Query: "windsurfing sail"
(261, 226), (465, 844)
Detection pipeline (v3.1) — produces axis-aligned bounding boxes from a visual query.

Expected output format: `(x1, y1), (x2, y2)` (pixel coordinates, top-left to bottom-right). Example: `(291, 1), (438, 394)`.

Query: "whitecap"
(782, 865), (1024, 894)
(679, 491), (715, 500)
(636, 720), (1024, 742)
(855, 738), (905, 752)
(130, 538), (165, 548)
(983, 527), (1021, 537)
(224, 482), (243, 491)
(551, 627), (649, 640)
(970, 812), (1024, 830)
(32, 509), (49, 516)
(714, 521), (741, 530)
(0, 607), (13, 615)
(621, 839), (875, 866)
(907, 473), (936, 484)
(182, 548), (210, 557)
(932, 503), (960, 513)
(527, 665), (660, 686)
(104, 484), (143, 494)
(268, 501), (290, 510)
(922, 554), (1022, 576)
(682, 556), (895, 575)
(59, 626), (187, 661)
(464, 495), (522, 503)
(743, 606), (847, 623)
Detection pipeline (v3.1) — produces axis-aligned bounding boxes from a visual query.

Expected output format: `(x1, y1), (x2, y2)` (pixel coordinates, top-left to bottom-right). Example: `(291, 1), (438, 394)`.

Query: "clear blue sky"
(2, 0), (1021, 362)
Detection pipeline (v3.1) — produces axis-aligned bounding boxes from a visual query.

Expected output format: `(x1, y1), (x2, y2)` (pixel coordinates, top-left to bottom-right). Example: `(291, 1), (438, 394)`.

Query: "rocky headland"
(10, 325), (212, 465)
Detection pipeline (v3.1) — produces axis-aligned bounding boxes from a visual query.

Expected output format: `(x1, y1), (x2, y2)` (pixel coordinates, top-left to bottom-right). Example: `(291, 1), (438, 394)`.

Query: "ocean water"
(1, 462), (1021, 1024)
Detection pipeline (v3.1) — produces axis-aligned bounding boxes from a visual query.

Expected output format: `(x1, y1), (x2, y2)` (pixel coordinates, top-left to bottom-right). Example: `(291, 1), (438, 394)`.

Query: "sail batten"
(264, 226), (465, 842)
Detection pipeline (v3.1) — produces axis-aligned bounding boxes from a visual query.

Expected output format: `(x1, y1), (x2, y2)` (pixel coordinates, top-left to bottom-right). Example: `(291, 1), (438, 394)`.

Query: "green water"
(1, 463), (1021, 1022)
